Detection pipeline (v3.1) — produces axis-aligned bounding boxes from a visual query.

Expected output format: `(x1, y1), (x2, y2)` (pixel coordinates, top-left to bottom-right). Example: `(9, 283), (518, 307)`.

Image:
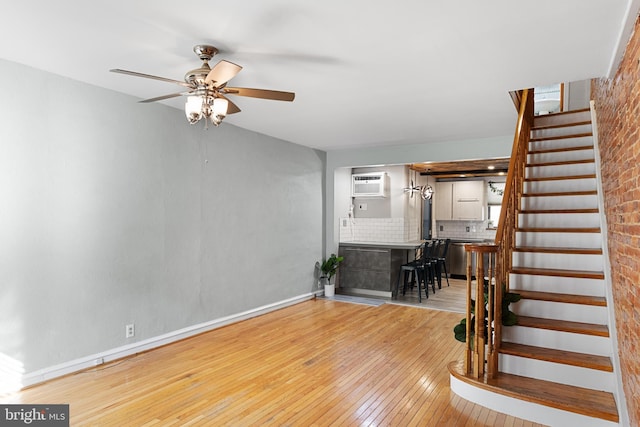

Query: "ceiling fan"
(110, 44), (295, 127)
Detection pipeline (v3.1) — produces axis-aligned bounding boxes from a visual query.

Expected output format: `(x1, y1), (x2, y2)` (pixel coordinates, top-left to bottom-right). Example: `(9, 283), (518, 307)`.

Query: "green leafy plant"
(320, 253), (344, 280)
(488, 181), (505, 196)
(453, 283), (521, 344)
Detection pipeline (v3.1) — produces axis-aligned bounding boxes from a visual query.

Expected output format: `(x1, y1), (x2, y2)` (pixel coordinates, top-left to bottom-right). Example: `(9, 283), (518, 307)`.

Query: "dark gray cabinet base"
(338, 245), (406, 296)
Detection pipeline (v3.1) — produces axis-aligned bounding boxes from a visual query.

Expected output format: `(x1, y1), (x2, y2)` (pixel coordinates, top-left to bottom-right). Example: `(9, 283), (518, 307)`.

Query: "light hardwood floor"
(2, 299), (545, 426)
(391, 276), (468, 313)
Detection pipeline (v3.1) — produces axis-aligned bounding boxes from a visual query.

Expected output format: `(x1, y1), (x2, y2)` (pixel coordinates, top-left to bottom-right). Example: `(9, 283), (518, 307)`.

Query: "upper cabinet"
(435, 180), (486, 221)
(453, 180), (485, 220)
(435, 181), (453, 221)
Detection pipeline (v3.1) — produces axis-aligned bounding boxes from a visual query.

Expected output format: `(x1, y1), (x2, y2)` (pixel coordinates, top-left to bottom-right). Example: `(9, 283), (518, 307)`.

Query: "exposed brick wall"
(592, 15), (640, 427)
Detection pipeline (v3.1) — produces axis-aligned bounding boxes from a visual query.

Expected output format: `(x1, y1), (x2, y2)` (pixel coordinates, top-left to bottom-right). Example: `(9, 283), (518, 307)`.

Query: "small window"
(488, 205), (501, 228)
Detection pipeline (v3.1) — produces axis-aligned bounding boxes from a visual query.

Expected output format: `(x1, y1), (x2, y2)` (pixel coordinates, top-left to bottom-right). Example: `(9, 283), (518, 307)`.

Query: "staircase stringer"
(589, 100), (630, 426)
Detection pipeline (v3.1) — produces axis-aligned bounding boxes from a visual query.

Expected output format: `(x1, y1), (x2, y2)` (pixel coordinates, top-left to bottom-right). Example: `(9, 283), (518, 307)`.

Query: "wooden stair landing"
(448, 361), (619, 423)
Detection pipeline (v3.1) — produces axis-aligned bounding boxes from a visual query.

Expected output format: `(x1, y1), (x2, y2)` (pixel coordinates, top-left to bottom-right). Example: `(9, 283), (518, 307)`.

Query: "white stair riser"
(521, 195), (598, 210)
(529, 135), (594, 151)
(528, 148), (594, 164)
(518, 212), (601, 228)
(499, 355), (615, 392)
(509, 274), (605, 297)
(534, 110), (591, 127)
(513, 300), (608, 324)
(512, 252), (603, 271)
(531, 123), (592, 139)
(516, 232), (602, 249)
(502, 326), (611, 356)
(526, 162), (595, 179)
(524, 177), (597, 193)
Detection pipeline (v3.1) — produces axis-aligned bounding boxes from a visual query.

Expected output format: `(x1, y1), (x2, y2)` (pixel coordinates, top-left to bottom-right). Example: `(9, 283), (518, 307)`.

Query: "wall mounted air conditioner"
(351, 172), (388, 197)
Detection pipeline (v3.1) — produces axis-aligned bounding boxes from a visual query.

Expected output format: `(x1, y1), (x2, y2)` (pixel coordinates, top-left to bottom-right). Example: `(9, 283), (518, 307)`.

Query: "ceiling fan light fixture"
(185, 95), (204, 124)
(213, 97), (228, 117)
(184, 94), (227, 127)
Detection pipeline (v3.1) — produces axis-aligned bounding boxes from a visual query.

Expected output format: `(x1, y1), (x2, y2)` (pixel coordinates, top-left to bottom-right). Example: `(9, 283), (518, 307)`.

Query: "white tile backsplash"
(435, 220), (496, 241)
(339, 218), (494, 243)
(339, 217), (415, 242)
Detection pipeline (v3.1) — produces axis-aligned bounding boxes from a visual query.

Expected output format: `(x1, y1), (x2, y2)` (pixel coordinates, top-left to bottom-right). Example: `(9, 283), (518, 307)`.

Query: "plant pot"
(320, 276), (335, 297)
(324, 283), (335, 297)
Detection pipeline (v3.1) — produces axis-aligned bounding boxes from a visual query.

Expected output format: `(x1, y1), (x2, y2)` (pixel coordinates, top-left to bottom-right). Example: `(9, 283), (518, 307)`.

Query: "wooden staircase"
(449, 107), (624, 426)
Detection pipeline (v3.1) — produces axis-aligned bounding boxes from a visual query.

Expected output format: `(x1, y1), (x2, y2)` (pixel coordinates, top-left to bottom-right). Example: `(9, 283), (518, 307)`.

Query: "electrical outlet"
(125, 323), (135, 338)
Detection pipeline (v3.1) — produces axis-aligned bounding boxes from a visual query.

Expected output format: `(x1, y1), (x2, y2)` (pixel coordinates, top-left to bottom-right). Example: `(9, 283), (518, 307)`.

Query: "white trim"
(590, 100), (631, 426)
(21, 292), (319, 388)
(450, 375), (620, 427)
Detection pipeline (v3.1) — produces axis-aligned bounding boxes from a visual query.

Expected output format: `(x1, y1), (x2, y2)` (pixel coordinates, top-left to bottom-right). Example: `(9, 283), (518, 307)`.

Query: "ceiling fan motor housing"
(185, 45), (219, 85)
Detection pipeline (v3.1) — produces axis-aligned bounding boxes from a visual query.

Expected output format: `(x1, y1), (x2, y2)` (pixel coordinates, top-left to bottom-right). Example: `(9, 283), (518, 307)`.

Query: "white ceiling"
(0, 1), (637, 151)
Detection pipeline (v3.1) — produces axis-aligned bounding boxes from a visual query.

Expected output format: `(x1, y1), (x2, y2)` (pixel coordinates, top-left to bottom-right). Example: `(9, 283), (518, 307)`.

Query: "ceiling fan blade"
(205, 60), (243, 87)
(110, 69), (192, 88)
(223, 87), (295, 102)
(218, 94), (241, 114)
(139, 92), (188, 103)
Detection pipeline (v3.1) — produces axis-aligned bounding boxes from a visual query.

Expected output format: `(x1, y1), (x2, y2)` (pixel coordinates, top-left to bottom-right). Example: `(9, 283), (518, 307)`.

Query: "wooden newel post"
(464, 243), (499, 379)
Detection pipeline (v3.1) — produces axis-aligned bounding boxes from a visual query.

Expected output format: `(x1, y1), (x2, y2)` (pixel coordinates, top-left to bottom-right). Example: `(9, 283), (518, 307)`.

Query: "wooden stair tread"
(499, 342), (613, 371)
(511, 266), (604, 279)
(513, 246), (602, 255)
(516, 315), (609, 337)
(522, 190), (597, 197)
(527, 158), (595, 168)
(516, 227), (600, 233)
(525, 174), (596, 182)
(532, 107), (590, 118)
(515, 289), (606, 306)
(519, 208), (598, 214)
(528, 145), (594, 155)
(531, 120), (592, 131)
(448, 361), (618, 422)
(530, 132), (593, 142)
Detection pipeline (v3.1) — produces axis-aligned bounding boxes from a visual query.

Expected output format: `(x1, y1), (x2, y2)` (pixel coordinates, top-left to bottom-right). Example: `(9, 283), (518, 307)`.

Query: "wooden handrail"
(508, 90), (523, 112)
(463, 88), (534, 379)
(494, 88), (534, 290)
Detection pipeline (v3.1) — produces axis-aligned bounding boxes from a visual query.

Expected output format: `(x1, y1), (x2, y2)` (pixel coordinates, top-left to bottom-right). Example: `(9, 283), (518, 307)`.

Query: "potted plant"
(320, 253), (344, 297)
(453, 283), (521, 345)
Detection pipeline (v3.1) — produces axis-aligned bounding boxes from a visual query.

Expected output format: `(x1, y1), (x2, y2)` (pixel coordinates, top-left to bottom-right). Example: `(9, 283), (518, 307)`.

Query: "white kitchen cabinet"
(435, 180), (485, 220)
(434, 181), (453, 220)
(452, 180), (485, 220)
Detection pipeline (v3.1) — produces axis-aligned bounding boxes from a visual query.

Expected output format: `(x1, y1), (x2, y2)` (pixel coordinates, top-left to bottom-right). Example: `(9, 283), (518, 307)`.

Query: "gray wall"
(0, 59), (325, 374)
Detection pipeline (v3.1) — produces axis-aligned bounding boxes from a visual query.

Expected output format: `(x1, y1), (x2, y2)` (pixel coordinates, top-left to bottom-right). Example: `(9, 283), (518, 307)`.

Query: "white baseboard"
(21, 292), (318, 389)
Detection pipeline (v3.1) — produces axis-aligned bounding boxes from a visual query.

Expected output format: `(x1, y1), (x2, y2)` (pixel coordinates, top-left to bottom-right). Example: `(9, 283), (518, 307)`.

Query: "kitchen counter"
(339, 240), (425, 250)
(338, 241), (423, 297)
